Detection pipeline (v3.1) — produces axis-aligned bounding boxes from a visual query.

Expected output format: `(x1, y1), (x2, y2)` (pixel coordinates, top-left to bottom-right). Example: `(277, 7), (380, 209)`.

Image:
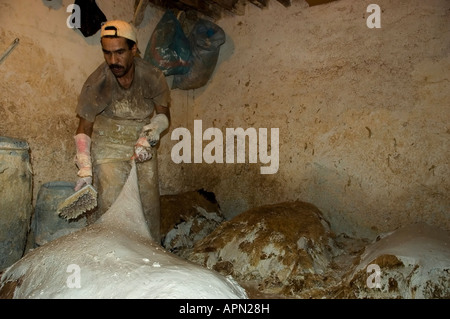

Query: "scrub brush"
(57, 184), (98, 220)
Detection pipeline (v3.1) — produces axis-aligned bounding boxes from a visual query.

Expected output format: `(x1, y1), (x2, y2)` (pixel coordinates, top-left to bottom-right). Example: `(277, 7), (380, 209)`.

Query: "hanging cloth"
(74, 0), (107, 37)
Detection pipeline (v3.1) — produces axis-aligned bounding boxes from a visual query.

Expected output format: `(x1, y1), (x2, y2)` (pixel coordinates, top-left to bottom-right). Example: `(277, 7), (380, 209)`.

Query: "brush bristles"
(57, 185), (98, 220)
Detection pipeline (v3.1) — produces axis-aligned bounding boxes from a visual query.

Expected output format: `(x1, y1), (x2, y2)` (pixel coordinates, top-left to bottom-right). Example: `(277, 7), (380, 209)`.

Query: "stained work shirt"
(76, 56), (170, 122)
(76, 56), (170, 164)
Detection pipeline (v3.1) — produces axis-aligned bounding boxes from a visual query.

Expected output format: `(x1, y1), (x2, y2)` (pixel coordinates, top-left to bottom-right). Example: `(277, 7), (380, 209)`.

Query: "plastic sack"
(172, 19), (226, 90)
(144, 10), (191, 76)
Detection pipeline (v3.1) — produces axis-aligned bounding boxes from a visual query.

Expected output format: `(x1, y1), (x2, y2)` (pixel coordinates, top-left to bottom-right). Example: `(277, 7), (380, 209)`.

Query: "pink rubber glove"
(74, 133), (93, 191)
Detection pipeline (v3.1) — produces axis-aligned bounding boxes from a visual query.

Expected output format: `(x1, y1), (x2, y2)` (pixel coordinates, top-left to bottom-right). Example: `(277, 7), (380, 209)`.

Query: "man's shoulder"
(84, 62), (110, 86)
(135, 56), (163, 75)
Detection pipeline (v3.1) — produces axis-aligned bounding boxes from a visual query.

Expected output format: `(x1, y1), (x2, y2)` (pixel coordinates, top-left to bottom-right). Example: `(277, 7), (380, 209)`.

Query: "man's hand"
(140, 113), (169, 147)
(75, 176), (93, 191)
(132, 136), (152, 162)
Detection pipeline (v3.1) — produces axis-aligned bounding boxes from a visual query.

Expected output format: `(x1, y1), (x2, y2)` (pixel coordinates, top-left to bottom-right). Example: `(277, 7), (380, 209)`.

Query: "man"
(74, 20), (171, 243)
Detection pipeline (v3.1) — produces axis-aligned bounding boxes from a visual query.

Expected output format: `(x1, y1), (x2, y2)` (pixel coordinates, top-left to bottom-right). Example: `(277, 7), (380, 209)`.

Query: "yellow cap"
(101, 20), (137, 43)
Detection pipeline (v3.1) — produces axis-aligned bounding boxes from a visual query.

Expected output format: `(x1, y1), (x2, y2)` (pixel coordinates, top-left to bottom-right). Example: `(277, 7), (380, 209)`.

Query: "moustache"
(109, 64), (124, 70)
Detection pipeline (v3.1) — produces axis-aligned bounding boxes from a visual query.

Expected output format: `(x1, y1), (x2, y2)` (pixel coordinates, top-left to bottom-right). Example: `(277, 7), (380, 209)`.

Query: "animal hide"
(0, 160), (248, 299)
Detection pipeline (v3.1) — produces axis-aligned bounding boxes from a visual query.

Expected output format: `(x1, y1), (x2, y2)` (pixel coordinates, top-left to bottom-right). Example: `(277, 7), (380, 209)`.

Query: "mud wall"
(1, 0), (448, 240)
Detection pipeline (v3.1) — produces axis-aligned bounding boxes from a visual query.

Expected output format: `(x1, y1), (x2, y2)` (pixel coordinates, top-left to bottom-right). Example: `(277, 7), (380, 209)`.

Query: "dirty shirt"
(76, 56), (170, 164)
(76, 56), (170, 122)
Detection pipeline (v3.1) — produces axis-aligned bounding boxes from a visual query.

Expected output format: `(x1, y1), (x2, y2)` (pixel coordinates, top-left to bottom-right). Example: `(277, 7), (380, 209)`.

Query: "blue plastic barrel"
(32, 181), (87, 247)
(0, 136), (33, 271)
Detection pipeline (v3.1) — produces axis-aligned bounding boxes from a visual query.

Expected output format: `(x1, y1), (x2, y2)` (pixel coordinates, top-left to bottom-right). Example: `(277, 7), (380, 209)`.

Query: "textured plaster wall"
(163, 0), (450, 239)
(0, 0), (448, 240)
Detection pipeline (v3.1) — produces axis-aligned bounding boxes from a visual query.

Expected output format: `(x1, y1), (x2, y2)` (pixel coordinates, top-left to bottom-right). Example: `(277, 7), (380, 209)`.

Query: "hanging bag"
(144, 10), (191, 76)
(172, 19), (226, 90)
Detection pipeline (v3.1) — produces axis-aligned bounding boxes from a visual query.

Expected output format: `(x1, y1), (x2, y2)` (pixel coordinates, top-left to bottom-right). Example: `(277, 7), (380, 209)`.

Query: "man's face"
(101, 37), (136, 78)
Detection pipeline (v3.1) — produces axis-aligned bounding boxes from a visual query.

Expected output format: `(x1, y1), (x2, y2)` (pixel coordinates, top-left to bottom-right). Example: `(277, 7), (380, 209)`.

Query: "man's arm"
(132, 104), (170, 162)
(74, 116), (94, 191)
(76, 116), (94, 137)
(155, 103), (170, 122)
